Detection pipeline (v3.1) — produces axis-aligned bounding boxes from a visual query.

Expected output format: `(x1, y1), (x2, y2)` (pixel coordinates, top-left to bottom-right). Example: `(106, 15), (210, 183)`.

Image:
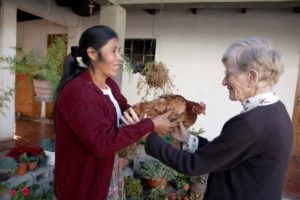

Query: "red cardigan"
(54, 70), (154, 200)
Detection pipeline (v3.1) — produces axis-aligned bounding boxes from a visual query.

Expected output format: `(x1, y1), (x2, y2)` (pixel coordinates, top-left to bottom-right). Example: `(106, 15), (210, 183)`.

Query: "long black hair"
(53, 25), (118, 123)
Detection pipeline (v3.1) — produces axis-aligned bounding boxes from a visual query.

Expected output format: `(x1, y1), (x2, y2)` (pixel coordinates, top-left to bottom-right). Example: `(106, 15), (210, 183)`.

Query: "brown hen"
(132, 94), (206, 135)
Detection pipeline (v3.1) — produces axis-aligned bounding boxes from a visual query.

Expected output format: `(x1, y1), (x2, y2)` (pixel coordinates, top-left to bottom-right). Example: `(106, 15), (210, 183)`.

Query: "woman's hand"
(172, 122), (190, 144)
(152, 110), (177, 135)
(121, 107), (140, 125)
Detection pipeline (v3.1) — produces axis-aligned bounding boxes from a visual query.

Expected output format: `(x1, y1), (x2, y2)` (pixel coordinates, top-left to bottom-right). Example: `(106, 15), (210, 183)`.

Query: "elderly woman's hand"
(121, 107), (140, 125)
(152, 110), (177, 135)
(172, 122), (190, 144)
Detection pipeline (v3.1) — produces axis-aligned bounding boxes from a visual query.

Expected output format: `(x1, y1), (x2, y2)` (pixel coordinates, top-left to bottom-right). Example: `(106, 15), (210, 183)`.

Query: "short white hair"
(222, 37), (284, 86)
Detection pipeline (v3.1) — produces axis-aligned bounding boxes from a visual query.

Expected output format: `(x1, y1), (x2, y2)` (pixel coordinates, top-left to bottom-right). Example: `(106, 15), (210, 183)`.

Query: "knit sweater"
(145, 101), (293, 200)
(54, 70), (154, 200)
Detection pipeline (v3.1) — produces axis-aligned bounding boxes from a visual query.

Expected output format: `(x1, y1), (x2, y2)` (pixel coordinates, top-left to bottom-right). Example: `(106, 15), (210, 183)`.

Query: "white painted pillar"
(0, 0), (17, 140)
(99, 4), (126, 87)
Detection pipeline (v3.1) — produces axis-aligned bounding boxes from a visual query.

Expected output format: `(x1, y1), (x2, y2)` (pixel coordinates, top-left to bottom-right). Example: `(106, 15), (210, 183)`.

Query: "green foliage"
(33, 37), (66, 94)
(147, 188), (167, 200)
(0, 157), (18, 170)
(0, 87), (14, 115)
(121, 54), (134, 81)
(0, 37), (67, 98)
(40, 138), (55, 152)
(141, 160), (176, 181)
(124, 176), (143, 200)
(0, 157), (18, 181)
(190, 174), (208, 184)
(19, 153), (29, 163)
(3, 181), (53, 200)
(189, 127), (205, 137)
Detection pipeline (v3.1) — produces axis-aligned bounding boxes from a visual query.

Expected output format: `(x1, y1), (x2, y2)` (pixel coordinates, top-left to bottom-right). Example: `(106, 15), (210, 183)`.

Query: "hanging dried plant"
(137, 61), (174, 100)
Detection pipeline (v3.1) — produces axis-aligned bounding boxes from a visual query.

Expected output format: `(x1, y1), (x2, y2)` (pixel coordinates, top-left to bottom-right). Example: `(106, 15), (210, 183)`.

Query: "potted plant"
(0, 157), (18, 181)
(27, 157), (38, 171)
(131, 61), (174, 100)
(24, 37), (66, 101)
(141, 160), (176, 189)
(2, 37), (67, 101)
(40, 138), (55, 165)
(16, 153), (28, 176)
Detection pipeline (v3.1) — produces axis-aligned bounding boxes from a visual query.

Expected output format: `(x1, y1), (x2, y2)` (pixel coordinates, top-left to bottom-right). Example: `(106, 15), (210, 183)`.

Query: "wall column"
(0, 0), (17, 140)
(99, 4), (126, 87)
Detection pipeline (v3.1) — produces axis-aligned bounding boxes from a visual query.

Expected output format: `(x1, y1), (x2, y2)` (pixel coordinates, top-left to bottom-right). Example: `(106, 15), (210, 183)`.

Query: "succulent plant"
(0, 157), (18, 170)
(40, 138), (55, 152)
(0, 157), (18, 181)
(141, 160), (176, 181)
(19, 153), (29, 163)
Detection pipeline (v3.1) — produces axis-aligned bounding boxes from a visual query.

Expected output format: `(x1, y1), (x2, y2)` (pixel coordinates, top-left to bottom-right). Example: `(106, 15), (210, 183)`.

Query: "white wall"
(17, 13), (100, 56)
(123, 8), (300, 140)
(0, 0), (17, 140)
(17, 19), (68, 56)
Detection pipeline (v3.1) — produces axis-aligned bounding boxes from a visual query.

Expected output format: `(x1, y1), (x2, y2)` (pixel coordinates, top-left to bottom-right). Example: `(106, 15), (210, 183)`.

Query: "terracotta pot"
(146, 178), (166, 189)
(28, 161), (38, 171)
(16, 163), (28, 176)
(33, 79), (52, 101)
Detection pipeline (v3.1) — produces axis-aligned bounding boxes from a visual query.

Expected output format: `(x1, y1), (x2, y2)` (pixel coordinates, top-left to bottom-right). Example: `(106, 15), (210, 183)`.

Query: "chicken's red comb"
(192, 102), (206, 115)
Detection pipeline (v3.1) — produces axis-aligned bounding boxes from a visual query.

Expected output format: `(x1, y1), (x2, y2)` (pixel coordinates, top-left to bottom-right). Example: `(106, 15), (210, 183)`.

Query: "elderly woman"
(144, 37), (293, 200)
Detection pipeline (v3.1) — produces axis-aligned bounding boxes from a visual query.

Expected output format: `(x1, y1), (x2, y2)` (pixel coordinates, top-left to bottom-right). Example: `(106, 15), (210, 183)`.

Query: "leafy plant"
(148, 187), (167, 200)
(19, 153), (29, 164)
(0, 157), (18, 181)
(190, 174), (208, 184)
(124, 176), (143, 200)
(0, 181), (53, 200)
(189, 127), (205, 137)
(1, 37), (67, 97)
(0, 157), (18, 170)
(6, 146), (44, 163)
(0, 87), (14, 115)
(40, 138), (55, 152)
(141, 160), (176, 181)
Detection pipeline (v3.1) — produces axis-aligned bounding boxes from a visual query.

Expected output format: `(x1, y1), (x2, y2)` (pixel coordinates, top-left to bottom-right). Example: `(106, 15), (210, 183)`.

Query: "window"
(124, 39), (156, 65)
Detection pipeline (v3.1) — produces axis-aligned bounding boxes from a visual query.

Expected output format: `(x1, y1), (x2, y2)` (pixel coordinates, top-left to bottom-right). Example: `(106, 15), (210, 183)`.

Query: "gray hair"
(222, 37), (284, 86)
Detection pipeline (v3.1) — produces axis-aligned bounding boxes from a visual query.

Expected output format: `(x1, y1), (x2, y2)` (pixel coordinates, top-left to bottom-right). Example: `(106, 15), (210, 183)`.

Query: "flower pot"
(33, 79), (52, 101)
(16, 163), (27, 176)
(146, 178), (166, 189)
(28, 161), (38, 171)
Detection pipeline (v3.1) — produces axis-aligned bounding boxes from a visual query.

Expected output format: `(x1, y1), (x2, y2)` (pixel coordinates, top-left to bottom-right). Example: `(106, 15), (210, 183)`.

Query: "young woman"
(53, 25), (175, 200)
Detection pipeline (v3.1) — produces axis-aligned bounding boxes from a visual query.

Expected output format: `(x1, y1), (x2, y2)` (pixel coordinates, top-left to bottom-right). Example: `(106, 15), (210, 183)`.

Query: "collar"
(241, 92), (279, 113)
